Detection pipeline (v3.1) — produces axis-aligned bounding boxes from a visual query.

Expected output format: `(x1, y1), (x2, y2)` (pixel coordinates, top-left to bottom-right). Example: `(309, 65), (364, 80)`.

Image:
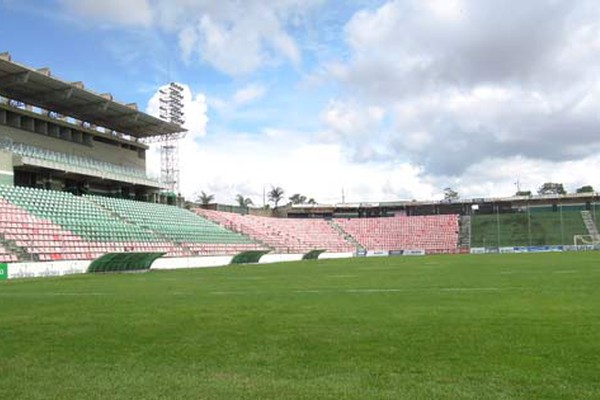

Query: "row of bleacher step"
(0, 185), (265, 261)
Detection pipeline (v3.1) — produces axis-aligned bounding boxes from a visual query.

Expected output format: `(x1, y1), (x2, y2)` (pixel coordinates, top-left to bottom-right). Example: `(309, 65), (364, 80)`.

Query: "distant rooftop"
(0, 52), (186, 139)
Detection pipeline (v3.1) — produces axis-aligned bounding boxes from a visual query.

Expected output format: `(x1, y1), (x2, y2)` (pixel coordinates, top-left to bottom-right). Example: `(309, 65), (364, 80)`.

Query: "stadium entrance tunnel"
(87, 252), (165, 273)
(230, 250), (271, 265)
(302, 249), (326, 260)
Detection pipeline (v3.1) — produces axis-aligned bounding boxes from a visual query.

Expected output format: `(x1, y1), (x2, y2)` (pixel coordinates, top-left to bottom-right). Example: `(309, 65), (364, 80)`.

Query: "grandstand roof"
(0, 54), (186, 138)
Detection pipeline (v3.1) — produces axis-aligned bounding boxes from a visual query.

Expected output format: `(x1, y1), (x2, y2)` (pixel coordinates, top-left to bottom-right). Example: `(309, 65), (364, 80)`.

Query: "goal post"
(573, 235), (600, 245)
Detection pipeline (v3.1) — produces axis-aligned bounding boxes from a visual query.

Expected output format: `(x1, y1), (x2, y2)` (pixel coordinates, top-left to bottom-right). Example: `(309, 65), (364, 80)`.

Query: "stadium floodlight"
(156, 82), (186, 193)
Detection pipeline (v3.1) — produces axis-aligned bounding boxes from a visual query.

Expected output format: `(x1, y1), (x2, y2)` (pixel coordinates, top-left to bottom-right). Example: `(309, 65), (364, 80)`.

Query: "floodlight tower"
(158, 82), (185, 193)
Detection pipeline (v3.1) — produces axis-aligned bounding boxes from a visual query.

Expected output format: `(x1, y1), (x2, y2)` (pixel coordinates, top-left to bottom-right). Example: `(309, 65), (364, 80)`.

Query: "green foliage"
(576, 185), (594, 194)
(443, 187), (459, 200)
(87, 252), (165, 273)
(268, 186), (284, 208)
(289, 194), (317, 205)
(196, 191), (215, 205)
(538, 182), (566, 195)
(230, 250), (270, 264)
(515, 190), (532, 196)
(235, 194), (253, 207)
(1, 253), (599, 399)
(302, 249), (326, 260)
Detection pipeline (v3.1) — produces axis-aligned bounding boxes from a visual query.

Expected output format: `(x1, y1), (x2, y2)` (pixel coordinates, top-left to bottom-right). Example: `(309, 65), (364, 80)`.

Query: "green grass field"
(1, 253), (599, 399)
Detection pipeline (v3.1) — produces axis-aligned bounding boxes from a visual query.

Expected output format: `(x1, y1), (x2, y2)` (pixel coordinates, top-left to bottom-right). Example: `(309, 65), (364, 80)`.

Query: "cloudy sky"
(2, 0), (600, 204)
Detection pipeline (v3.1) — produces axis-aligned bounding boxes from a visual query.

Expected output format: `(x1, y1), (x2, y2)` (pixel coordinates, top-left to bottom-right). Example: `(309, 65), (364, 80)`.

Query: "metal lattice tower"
(158, 83), (185, 193)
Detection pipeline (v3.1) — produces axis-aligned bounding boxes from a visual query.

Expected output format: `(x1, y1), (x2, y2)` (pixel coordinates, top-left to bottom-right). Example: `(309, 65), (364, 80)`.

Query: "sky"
(2, 0), (600, 205)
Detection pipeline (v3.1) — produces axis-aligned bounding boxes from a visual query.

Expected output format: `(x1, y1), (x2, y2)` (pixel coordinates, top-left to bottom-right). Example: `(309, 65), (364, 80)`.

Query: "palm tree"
(235, 194), (253, 208)
(196, 191), (215, 205)
(289, 193), (307, 205)
(268, 186), (284, 208)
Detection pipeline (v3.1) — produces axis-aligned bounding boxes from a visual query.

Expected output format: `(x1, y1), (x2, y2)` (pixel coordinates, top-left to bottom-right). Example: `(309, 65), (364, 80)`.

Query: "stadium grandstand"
(0, 52), (181, 200)
(2, 52), (600, 266)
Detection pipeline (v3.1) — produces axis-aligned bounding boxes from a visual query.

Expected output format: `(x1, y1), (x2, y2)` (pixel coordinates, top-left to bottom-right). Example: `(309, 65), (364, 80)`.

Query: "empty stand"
(0, 196), (92, 261)
(0, 185), (265, 260)
(334, 215), (459, 252)
(0, 184), (460, 263)
(87, 196), (264, 255)
(3, 141), (155, 184)
(196, 209), (356, 253)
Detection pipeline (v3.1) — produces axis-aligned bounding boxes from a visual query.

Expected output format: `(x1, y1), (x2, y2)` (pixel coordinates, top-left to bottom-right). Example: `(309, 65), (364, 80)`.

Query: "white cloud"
(174, 130), (438, 204)
(61, 0), (153, 27)
(211, 83), (268, 115)
(60, 0), (319, 75)
(178, 25), (199, 63)
(232, 84), (267, 105)
(313, 0), (600, 197)
(56, 1), (600, 201)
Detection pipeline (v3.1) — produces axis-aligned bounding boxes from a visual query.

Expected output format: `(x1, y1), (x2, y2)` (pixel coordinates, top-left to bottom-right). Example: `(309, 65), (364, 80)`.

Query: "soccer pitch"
(1, 253), (599, 399)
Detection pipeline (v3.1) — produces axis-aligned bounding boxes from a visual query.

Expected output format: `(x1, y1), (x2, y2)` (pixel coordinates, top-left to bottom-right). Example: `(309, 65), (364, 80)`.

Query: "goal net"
(573, 235), (600, 245)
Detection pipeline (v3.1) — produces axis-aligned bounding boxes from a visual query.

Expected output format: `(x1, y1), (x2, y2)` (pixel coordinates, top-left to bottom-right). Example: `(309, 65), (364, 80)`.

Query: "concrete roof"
(0, 54), (186, 139)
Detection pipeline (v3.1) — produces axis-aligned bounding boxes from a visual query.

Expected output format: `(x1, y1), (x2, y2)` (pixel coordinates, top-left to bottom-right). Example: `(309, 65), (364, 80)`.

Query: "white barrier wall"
(6, 260), (90, 279)
(259, 254), (303, 264)
(150, 255), (233, 270)
(403, 249), (426, 256)
(318, 252), (354, 260)
(367, 250), (389, 257)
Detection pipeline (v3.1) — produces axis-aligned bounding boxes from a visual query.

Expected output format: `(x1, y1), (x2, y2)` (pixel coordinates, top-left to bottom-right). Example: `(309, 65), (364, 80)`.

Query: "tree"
(307, 198), (317, 205)
(196, 191), (215, 205)
(235, 194), (253, 207)
(576, 185), (594, 194)
(515, 190), (532, 196)
(289, 193), (307, 205)
(268, 186), (285, 208)
(538, 182), (566, 195)
(443, 187), (459, 201)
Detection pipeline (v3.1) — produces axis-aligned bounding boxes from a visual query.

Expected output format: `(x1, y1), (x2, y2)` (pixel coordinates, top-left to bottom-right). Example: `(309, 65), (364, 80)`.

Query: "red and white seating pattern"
(196, 209), (356, 253)
(334, 215), (459, 251)
(0, 198), (190, 261)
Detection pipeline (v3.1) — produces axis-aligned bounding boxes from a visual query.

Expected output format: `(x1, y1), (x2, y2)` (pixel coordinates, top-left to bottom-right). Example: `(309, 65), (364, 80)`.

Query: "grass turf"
(1, 253), (599, 399)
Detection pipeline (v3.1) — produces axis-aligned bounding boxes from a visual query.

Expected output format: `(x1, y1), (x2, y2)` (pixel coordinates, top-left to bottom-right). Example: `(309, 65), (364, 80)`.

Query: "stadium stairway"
(327, 220), (364, 252)
(195, 209), (356, 254)
(89, 198), (198, 257)
(458, 215), (471, 248)
(334, 214), (460, 252)
(0, 235), (22, 262)
(86, 195), (265, 256)
(580, 210), (600, 241)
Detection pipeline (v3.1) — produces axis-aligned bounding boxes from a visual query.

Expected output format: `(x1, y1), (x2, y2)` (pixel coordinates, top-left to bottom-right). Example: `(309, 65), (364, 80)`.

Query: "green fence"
(471, 208), (592, 247)
(0, 263), (7, 280)
(87, 252), (165, 273)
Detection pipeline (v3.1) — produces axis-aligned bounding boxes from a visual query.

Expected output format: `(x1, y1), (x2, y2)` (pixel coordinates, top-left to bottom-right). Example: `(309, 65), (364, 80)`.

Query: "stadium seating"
(0, 185), (265, 261)
(4, 141), (154, 183)
(0, 185), (472, 263)
(195, 209), (356, 253)
(0, 195), (92, 260)
(334, 215), (459, 252)
(86, 196), (264, 255)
